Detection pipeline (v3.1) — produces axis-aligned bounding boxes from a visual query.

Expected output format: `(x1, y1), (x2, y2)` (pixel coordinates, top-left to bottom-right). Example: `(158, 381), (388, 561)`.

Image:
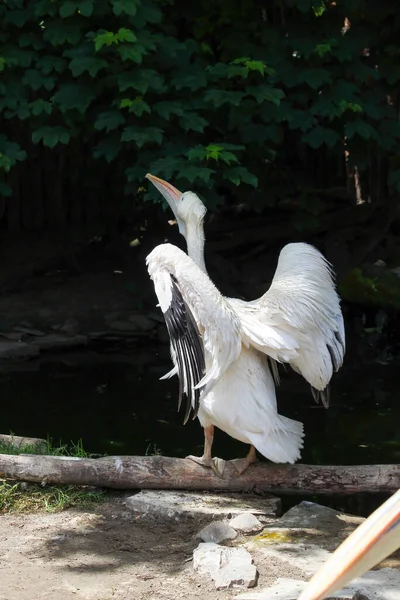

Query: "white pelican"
(298, 489), (400, 599)
(146, 174), (345, 475)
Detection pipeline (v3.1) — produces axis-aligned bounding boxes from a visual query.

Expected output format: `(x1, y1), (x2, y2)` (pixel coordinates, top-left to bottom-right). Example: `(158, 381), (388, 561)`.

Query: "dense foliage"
(0, 0), (400, 230)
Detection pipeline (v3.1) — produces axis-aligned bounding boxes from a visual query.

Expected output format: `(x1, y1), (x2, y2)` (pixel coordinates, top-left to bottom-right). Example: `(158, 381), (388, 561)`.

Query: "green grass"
(0, 436), (103, 458)
(0, 436), (106, 513)
(0, 481), (104, 514)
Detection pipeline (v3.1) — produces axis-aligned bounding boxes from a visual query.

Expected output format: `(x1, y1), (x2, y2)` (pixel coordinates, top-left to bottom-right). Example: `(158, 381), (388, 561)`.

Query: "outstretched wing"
(232, 243), (345, 406)
(147, 243), (243, 420)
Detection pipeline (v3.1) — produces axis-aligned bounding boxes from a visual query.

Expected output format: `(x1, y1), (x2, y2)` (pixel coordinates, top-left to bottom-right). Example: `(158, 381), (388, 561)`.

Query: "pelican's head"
(145, 174), (206, 240)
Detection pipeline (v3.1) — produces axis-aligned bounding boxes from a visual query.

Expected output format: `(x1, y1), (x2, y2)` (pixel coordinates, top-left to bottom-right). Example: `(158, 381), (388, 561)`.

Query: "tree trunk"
(0, 454), (398, 495)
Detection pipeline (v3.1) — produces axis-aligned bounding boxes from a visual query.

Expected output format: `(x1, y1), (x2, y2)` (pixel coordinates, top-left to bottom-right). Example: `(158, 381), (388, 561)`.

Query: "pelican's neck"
(185, 218), (207, 274)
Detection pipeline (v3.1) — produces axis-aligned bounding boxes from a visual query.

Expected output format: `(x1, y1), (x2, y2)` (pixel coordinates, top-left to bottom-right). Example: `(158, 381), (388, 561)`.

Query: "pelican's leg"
(231, 444), (259, 475)
(186, 425), (226, 477)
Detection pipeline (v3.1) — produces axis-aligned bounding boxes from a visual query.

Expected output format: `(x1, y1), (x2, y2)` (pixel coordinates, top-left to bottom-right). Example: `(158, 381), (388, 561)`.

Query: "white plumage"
(145, 174), (345, 475)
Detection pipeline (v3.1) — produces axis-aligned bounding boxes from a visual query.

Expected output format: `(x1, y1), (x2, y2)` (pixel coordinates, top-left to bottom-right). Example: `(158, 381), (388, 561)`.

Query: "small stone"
(215, 547), (257, 590)
(230, 513), (263, 533)
(196, 521), (237, 544)
(193, 543), (257, 590)
(193, 543), (222, 579)
(31, 334), (87, 351)
(0, 340), (40, 360)
(60, 317), (81, 335)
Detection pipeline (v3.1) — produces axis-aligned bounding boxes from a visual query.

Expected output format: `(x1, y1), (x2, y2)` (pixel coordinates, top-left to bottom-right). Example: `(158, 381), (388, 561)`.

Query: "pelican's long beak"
(145, 173), (187, 236)
(146, 173), (181, 214)
(298, 489), (400, 600)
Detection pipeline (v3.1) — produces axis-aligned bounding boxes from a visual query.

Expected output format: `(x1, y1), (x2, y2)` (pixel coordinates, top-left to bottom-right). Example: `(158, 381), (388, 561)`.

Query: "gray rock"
(196, 521), (237, 543)
(234, 577), (364, 600)
(109, 320), (137, 332)
(0, 332), (24, 341)
(31, 334), (87, 351)
(230, 513), (263, 533)
(193, 543), (257, 589)
(250, 540), (331, 577)
(60, 317), (81, 335)
(19, 320), (34, 328)
(125, 490), (281, 521)
(127, 313), (156, 331)
(235, 569), (400, 600)
(0, 340), (40, 360)
(276, 501), (353, 530)
(13, 326), (46, 337)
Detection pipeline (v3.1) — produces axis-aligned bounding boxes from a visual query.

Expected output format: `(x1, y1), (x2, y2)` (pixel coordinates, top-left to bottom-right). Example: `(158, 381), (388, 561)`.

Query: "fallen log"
(0, 454), (398, 495)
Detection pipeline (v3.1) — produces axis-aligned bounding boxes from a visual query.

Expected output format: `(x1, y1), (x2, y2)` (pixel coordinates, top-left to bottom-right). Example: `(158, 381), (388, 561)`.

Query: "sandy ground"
(0, 494), (305, 600)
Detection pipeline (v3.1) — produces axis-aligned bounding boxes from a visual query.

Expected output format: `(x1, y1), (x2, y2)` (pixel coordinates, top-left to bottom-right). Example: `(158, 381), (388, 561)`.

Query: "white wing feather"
(233, 243), (345, 391)
(147, 243), (243, 396)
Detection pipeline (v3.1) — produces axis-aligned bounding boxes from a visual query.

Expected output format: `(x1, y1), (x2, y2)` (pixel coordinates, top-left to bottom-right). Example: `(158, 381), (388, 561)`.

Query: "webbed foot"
(186, 454), (226, 477)
(231, 445), (259, 475)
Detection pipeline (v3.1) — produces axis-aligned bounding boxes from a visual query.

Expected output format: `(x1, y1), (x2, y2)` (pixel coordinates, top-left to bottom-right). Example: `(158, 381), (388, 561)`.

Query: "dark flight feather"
(163, 274), (206, 424)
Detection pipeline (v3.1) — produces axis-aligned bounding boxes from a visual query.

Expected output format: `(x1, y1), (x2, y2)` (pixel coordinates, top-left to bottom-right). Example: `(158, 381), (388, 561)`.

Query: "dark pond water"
(1, 345), (398, 467)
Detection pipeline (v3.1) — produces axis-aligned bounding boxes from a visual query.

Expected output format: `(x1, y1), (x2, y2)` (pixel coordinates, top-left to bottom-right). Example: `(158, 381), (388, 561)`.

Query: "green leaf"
(247, 85), (285, 105)
(59, 1), (77, 18)
(204, 90), (245, 108)
(118, 45), (145, 63)
(112, 0), (138, 16)
(0, 58), (5, 72)
(78, 0), (94, 17)
(128, 97), (151, 117)
(44, 20), (83, 46)
(95, 111), (125, 133)
(94, 31), (116, 51)
(0, 155), (13, 173)
(121, 127), (163, 147)
(136, 1), (162, 24)
(22, 70), (56, 92)
(0, 181), (12, 197)
(54, 83), (95, 113)
(32, 126), (70, 148)
(179, 113), (208, 133)
(147, 156), (183, 180)
(116, 28), (137, 43)
(338, 100), (363, 114)
(187, 146), (208, 161)
(345, 120), (378, 141)
(0, 135), (27, 164)
(171, 69), (208, 91)
(36, 56), (67, 74)
(153, 101), (184, 120)
(224, 166), (258, 188)
(287, 109), (317, 132)
(93, 135), (121, 162)
(314, 43), (332, 57)
(4, 9), (32, 27)
(187, 144), (240, 163)
(301, 127), (341, 149)
(30, 99), (53, 116)
(69, 57), (108, 77)
(117, 70), (164, 94)
(298, 68), (332, 89)
(179, 166), (214, 184)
